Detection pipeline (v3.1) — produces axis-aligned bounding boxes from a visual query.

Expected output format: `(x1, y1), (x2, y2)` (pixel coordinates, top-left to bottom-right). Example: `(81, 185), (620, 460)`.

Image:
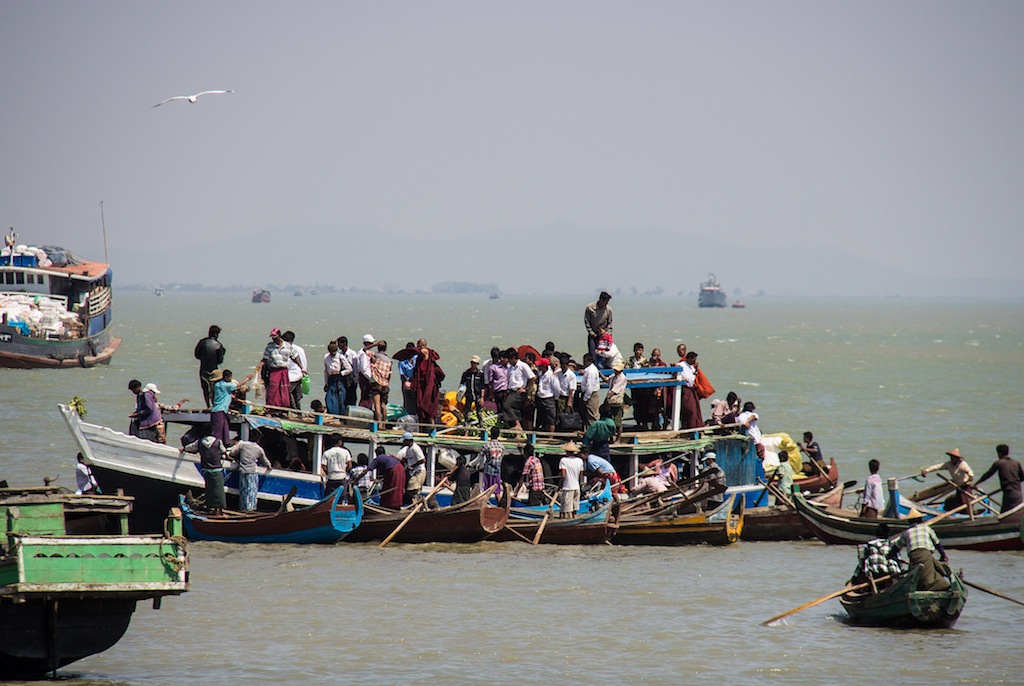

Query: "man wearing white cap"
(128, 379), (166, 444)
(397, 431), (426, 504)
(354, 334), (376, 409)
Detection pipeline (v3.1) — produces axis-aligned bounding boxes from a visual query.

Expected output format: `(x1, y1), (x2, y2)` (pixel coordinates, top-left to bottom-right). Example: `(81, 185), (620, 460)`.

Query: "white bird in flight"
(152, 90), (234, 108)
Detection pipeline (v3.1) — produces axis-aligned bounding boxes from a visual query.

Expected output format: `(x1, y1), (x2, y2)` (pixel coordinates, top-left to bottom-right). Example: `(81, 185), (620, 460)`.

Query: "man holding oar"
(921, 448), (975, 512)
(888, 514), (950, 591)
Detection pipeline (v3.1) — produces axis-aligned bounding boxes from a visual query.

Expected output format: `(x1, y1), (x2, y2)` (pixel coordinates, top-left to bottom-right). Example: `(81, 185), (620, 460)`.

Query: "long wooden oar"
(808, 457), (836, 488)
(962, 579), (1024, 608)
(762, 576), (892, 626)
(757, 477), (793, 508)
(378, 476), (451, 548)
(532, 489), (562, 545)
(935, 473), (1001, 516)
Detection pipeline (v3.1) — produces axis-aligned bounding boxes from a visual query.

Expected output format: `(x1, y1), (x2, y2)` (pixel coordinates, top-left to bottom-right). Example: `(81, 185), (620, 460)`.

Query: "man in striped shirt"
(889, 516), (950, 591)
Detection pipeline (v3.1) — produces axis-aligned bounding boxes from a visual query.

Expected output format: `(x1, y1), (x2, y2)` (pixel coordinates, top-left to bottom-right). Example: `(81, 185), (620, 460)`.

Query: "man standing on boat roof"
(921, 449), (975, 513)
(584, 291), (613, 360)
(976, 444), (1024, 513)
(888, 514), (951, 591)
(281, 331), (307, 410)
(194, 324), (225, 408)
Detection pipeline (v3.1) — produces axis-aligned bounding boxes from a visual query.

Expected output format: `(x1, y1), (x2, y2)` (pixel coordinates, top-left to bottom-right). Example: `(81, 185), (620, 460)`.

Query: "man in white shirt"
(580, 353), (602, 428)
(558, 441), (585, 518)
(321, 434), (353, 495)
(556, 355), (577, 415)
(502, 349), (535, 431)
(354, 333), (376, 409)
(535, 358), (559, 433)
(337, 336), (361, 414)
(397, 432), (427, 504)
(282, 331), (308, 410)
(737, 401), (763, 460)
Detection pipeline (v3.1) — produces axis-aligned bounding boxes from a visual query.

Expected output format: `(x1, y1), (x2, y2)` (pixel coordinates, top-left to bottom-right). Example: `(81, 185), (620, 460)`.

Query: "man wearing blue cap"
(397, 431), (426, 504)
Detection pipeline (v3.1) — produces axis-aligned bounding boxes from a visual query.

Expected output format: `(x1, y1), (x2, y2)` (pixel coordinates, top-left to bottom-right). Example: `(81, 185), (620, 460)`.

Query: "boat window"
(15, 272), (24, 284)
(26, 274), (35, 284)
(3, 272), (11, 284)
(37, 274), (45, 285)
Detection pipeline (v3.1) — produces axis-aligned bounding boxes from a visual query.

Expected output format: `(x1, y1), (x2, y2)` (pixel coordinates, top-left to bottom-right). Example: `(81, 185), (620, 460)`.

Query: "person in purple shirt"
(367, 446), (406, 509)
(128, 379), (165, 444)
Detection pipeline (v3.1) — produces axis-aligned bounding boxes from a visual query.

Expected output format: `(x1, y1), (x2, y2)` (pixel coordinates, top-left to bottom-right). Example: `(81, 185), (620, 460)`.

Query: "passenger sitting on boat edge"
(888, 514), (951, 592)
(182, 433), (229, 516)
(630, 457), (677, 496)
(768, 451), (795, 505)
(558, 441), (585, 519)
(128, 379), (166, 444)
(227, 430), (271, 512)
(75, 452), (101, 495)
(861, 459), (884, 519)
(850, 523), (903, 589)
(367, 445), (405, 509)
(321, 434), (352, 497)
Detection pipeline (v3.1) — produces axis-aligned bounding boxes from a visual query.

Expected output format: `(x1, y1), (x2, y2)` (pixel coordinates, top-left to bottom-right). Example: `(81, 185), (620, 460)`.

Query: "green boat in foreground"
(0, 487), (189, 679)
(839, 566), (968, 628)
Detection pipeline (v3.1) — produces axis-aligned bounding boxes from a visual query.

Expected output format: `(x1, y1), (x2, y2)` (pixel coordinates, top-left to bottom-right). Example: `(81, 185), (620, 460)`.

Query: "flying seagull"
(152, 90), (234, 107)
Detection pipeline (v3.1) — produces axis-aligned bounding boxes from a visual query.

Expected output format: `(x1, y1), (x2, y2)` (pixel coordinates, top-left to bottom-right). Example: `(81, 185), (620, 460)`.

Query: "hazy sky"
(2, 2), (1022, 282)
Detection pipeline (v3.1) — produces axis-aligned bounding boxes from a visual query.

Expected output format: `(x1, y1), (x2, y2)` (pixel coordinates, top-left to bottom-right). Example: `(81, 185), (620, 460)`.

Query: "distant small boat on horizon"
(731, 300), (746, 309)
(489, 292), (499, 300)
(153, 287), (164, 297)
(251, 289), (271, 304)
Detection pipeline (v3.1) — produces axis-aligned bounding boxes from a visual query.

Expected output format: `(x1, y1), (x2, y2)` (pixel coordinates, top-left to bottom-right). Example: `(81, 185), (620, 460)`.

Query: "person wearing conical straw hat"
(921, 448), (975, 512)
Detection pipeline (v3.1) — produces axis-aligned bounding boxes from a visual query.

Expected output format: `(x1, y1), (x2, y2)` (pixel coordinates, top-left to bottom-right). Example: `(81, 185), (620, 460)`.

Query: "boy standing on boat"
(861, 459), (884, 519)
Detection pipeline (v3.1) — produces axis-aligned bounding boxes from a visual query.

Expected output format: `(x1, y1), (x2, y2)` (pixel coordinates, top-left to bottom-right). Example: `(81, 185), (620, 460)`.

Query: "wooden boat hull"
(0, 597), (136, 679)
(0, 330), (121, 369)
(792, 458), (840, 494)
(613, 496), (743, 546)
(180, 487), (361, 544)
(345, 489), (510, 544)
(840, 568), (967, 628)
(793, 492), (1024, 551)
(490, 501), (617, 544)
(742, 483), (845, 541)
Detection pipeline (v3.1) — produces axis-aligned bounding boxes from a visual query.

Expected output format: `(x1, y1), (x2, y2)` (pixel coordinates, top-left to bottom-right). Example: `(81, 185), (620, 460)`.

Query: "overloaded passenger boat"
(0, 231), (121, 368)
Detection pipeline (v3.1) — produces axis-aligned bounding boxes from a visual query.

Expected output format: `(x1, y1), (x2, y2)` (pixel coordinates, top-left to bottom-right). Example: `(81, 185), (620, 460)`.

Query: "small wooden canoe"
(613, 495), (744, 546)
(344, 486), (510, 544)
(180, 486), (360, 544)
(840, 567), (968, 628)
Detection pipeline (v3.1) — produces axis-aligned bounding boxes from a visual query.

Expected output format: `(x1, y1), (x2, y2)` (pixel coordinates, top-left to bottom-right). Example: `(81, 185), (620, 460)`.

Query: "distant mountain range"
(118, 222), (1024, 298)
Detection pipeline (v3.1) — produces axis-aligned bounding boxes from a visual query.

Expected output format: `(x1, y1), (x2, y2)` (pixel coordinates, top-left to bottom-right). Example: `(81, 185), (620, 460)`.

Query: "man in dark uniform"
(194, 324), (225, 408)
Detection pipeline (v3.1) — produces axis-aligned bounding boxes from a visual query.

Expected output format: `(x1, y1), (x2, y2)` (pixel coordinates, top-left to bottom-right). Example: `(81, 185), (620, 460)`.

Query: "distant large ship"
(0, 231), (121, 368)
(251, 289), (271, 303)
(698, 273), (727, 308)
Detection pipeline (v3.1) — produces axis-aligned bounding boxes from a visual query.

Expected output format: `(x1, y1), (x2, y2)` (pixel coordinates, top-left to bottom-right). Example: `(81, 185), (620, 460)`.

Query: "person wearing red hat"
(921, 448), (975, 512)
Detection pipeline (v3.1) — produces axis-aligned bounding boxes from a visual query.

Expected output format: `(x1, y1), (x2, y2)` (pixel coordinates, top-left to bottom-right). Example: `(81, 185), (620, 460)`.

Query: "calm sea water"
(2, 291), (1023, 685)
